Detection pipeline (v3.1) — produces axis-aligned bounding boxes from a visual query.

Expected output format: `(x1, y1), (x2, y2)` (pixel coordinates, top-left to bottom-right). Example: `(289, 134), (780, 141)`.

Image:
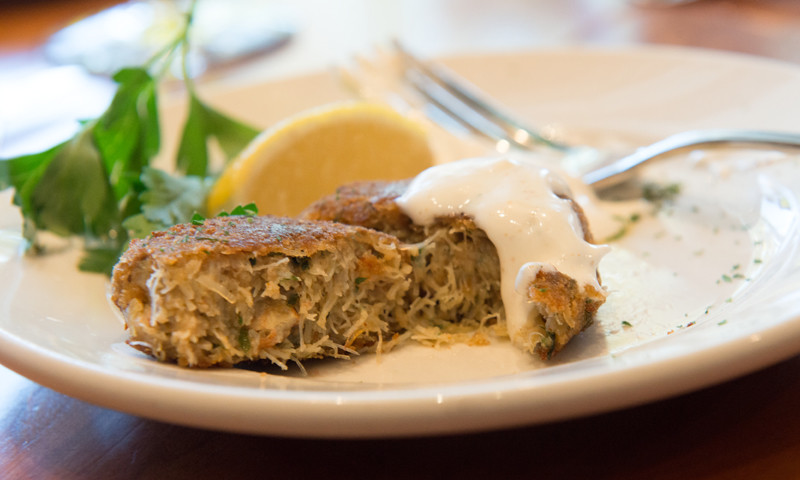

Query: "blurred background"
(1, 0), (799, 156)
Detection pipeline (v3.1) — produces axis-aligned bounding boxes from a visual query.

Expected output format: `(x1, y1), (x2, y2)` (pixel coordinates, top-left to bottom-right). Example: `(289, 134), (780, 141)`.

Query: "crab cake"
(111, 215), (412, 368)
(301, 176), (606, 360)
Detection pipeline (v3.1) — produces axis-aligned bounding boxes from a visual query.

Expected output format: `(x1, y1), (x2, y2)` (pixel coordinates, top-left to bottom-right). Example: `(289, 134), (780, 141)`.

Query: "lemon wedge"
(207, 102), (435, 217)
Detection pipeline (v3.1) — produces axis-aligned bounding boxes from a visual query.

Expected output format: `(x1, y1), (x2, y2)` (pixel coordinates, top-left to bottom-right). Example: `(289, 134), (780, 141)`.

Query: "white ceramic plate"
(3, 46), (800, 438)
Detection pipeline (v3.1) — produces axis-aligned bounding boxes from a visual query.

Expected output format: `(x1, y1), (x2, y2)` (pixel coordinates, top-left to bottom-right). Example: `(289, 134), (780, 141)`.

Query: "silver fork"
(348, 42), (800, 190)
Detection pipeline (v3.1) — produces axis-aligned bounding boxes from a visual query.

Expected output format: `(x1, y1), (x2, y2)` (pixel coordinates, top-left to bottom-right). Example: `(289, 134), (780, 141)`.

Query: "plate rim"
(2, 44), (800, 437)
(2, 303), (799, 438)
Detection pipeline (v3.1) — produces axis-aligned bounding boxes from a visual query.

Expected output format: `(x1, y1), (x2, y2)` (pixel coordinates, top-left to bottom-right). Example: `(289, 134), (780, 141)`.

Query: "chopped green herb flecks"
(540, 331), (556, 358)
(642, 182), (681, 204)
(603, 213), (643, 243)
(354, 276), (367, 292)
(194, 236), (229, 243)
(716, 263), (750, 286)
(238, 327), (251, 352)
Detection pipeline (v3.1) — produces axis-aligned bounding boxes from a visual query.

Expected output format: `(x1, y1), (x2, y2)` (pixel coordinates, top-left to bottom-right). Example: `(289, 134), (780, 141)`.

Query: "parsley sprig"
(0, 1), (259, 274)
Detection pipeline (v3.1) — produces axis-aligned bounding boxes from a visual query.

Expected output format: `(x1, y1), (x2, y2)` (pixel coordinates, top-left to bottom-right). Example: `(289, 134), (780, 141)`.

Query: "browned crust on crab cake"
(300, 179), (605, 360)
(300, 179), (596, 244)
(520, 269), (606, 359)
(111, 215), (412, 368)
(301, 180), (421, 241)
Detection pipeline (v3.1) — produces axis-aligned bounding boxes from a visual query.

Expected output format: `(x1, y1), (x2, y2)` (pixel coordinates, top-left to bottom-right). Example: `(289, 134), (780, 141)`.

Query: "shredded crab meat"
(122, 236), (411, 368)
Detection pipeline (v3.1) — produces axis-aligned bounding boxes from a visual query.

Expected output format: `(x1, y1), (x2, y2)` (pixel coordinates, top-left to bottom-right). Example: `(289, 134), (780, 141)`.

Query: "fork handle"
(583, 129), (800, 189)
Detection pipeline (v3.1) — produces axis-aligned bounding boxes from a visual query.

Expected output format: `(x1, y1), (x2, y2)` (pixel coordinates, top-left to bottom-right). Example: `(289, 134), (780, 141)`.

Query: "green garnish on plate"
(0, 0), (259, 274)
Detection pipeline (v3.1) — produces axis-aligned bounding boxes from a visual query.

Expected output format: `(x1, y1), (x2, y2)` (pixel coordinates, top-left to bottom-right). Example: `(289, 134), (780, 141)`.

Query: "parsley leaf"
(191, 213), (206, 225)
(93, 67), (160, 201)
(26, 127), (120, 242)
(229, 203), (258, 216)
(80, 246), (128, 274)
(1, 142), (65, 219)
(176, 94), (259, 176)
(122, 167), (212, 239)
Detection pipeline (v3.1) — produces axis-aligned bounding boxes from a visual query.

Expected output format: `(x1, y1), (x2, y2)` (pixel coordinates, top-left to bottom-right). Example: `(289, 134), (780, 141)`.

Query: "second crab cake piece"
(301, 157), (608, 359)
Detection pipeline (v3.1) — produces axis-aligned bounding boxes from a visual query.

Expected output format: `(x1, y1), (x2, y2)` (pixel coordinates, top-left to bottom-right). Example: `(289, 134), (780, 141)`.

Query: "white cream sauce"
(395, 156), (609, 344)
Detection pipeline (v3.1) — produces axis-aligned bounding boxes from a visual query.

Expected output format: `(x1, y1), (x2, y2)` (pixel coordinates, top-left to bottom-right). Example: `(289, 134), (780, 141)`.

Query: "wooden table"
(2, 1), (800, 478)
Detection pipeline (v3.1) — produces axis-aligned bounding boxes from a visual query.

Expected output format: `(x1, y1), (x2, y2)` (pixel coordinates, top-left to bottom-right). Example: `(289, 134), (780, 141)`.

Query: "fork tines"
(392, 40), (569, 152)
